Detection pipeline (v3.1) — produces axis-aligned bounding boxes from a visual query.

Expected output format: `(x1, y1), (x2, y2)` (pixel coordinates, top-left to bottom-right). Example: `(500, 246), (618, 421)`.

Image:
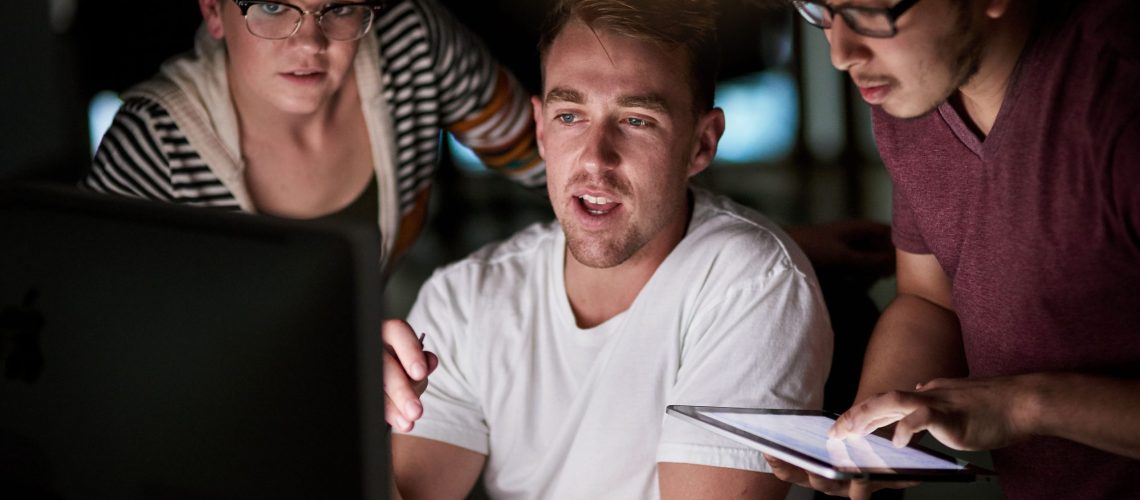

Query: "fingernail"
(410, 362), (427, 380)
(394, 415), (409, 430)
(404, 400), (422, 418)
(915, 383), (924, 391)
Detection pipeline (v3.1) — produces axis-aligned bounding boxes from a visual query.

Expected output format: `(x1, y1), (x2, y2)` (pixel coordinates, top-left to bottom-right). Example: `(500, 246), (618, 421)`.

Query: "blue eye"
(626, 117), (647, 127)
(557, 113), (577, 124)
(326, 5), (357, 17)
(256, 2), (286, 15)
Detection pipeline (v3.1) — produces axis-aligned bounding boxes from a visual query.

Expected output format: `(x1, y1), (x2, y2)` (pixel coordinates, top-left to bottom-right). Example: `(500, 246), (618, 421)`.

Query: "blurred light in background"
(713, 70), (798, 165)
(447, 132), (488, 174)
(88, 91), (122, 156)
(49, 0), (77, 33)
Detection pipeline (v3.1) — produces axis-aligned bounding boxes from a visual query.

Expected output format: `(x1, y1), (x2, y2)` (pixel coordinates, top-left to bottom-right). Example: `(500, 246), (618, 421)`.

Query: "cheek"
(330, 44), (360, 73)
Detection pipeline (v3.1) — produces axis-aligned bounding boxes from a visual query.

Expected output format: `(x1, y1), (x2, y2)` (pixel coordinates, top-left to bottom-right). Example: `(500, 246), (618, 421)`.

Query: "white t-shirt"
(399, 188), (833, 499)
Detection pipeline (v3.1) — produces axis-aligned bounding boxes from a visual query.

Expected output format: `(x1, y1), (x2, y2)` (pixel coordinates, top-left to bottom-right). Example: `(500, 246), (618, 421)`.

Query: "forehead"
(542, 21), (693, 109)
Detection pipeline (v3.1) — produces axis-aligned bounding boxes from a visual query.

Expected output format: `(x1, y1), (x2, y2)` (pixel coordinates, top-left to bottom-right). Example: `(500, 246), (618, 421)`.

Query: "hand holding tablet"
(666, 406), (995, 482)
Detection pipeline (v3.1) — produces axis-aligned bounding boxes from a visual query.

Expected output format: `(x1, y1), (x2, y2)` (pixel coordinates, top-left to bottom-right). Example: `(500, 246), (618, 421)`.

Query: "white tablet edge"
(666, 406), (855, 480)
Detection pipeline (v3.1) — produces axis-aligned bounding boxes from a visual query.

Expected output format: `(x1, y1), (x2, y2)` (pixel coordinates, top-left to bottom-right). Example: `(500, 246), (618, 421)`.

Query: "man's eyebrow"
(545, 87), (583, 105)
(617, 94), (669, 113)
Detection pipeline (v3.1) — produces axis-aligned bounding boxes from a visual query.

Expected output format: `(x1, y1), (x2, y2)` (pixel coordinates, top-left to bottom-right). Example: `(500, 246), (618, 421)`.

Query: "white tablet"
(667, 406), (995, 482)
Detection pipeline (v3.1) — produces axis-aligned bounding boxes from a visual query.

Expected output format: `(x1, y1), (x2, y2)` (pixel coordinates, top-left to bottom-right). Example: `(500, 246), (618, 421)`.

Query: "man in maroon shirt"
(765, 0), (1140, 499)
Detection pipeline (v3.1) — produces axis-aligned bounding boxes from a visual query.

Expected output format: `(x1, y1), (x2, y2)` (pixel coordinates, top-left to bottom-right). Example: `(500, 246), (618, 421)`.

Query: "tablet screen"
(704, 411), (964, 470)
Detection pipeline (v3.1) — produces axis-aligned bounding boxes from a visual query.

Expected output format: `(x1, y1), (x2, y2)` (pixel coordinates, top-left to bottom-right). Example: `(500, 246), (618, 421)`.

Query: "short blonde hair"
(537, 0), (721, 113)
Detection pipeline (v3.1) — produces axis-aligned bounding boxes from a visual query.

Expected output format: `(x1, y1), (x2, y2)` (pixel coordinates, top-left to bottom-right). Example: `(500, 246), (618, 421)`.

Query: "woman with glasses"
(81, 0), (544, 269)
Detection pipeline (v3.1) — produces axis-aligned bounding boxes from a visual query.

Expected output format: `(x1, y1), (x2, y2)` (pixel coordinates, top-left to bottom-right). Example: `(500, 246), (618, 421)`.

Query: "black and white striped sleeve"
(81, 97), (177, 201)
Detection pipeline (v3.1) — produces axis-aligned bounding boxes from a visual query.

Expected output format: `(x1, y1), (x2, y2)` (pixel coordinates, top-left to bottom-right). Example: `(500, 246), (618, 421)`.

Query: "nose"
(825, 16), (870, 72)
(289, 12), (328, 52)
(579, 120), (621, 176)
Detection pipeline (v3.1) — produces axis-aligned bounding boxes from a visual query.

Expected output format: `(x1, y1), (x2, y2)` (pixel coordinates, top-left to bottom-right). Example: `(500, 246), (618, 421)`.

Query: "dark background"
(0, 0), (890, 295)
(0, 2), (1002, 497)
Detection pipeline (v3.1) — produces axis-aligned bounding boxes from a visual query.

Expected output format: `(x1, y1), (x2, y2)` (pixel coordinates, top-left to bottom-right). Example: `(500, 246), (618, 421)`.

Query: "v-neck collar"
(934, 9), (1051, 161)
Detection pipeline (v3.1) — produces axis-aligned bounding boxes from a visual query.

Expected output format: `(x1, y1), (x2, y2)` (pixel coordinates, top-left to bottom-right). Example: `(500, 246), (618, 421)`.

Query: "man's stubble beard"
(561, 170), (644, 270)
(898, 2), (986, 120)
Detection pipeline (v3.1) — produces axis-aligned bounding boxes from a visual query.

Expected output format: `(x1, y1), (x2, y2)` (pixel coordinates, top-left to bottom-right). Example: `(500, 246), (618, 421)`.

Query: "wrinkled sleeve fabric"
(658, 247), (834, 472)
(396, 265), (490, 455)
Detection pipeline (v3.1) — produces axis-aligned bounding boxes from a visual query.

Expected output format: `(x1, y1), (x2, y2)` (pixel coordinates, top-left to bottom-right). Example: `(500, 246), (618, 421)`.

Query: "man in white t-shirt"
(379, 0), (833, 497)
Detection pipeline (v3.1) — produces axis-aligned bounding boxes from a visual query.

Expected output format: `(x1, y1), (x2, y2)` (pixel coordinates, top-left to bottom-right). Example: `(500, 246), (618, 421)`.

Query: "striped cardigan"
(82, 0), (544, 265)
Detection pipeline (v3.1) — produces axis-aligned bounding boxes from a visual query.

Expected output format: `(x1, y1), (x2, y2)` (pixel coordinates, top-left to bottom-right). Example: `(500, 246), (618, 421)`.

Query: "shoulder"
(95, 94), (180, 162)
(424, 220), (561, 292)
(1042, 0), (1140, 164)
(85, 96), (181, 198)
(1071, 0), (1140, 58)
(108, 95), (178, 134)
(685, 188), (814, 283)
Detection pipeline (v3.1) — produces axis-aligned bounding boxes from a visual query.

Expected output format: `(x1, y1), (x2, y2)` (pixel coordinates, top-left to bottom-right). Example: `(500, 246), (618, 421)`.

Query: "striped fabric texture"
(83, 0), (544, 225)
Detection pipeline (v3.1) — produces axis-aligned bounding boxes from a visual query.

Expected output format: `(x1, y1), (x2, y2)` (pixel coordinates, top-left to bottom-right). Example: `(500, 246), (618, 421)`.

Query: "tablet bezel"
(667, 405), (996, 482)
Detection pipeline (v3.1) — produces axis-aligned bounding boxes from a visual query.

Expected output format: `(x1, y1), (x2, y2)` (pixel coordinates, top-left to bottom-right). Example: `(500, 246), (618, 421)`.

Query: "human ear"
(199, 0), (226, 39)
(983, 0), (1013, 19)
(686, 107), (725, 178)
(531, 95), (546, 159)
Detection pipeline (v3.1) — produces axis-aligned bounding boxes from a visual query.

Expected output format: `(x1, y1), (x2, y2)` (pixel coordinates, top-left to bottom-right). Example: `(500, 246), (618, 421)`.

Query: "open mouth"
(578, 194), (620, 216)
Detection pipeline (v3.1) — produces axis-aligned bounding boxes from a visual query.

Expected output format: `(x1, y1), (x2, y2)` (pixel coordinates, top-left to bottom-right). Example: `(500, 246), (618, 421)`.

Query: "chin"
(882, 96), (943, 120)
(566, 238), (633, 270)
(272, 93), (331, 116)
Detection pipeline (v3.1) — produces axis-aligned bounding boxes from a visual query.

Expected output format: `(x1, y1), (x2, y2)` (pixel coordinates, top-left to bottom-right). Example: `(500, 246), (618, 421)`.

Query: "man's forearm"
(391, 434), (485, 500)
(658, 463), (790, 500)
(855, 293), (967, 403)
(1027, 373), (1140, 459)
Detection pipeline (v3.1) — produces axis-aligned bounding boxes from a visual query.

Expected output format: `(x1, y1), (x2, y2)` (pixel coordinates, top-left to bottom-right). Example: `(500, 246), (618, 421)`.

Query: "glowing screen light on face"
(88, 90), (123, 157)
(713, 70), (799, 165)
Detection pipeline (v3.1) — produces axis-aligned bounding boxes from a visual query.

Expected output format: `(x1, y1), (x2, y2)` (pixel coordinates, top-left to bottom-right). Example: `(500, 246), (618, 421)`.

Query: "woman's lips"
(280, 70), (326, 84)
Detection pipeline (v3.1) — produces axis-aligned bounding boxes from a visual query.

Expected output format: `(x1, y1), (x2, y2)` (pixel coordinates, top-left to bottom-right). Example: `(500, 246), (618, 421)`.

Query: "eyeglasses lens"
(245, 3), (375, 41)
(841, 9), (895, 37)
(318, 5), (375, 40)
(794, 2), (832, 28)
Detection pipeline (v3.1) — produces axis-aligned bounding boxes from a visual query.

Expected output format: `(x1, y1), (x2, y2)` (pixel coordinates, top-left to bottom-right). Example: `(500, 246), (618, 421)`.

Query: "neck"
(955, 2), (1034, 137)
(564, 194), (692, 329)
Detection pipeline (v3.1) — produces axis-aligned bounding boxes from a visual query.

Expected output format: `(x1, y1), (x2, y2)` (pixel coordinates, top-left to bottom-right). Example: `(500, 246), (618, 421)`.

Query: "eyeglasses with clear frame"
(230, 0), (385, 41)
(792, 0), (922, 38)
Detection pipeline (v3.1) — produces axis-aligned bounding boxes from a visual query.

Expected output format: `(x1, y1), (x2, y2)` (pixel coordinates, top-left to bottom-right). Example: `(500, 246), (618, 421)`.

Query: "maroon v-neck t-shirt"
(872, 1), (1140, 498)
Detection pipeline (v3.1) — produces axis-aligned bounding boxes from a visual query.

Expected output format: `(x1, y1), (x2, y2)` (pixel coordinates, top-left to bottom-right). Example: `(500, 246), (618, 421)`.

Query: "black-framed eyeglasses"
(231, 0), (385, 41)
(792, 0), (922, 38)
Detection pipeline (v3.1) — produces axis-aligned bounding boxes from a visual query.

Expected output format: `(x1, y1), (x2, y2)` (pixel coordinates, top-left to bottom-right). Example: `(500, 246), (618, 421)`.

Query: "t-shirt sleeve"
(81, 97), (176, 201)
(395, 267), (490, 455)
(417, 0), (545, 190)
(657, 261), (834, 473)
(890, 187), (931, 254)
(871, 106), (931, 255)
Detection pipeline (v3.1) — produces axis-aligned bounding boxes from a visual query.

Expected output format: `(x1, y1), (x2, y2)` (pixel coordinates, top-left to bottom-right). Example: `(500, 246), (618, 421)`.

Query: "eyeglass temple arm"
(888, 0), (922, 18)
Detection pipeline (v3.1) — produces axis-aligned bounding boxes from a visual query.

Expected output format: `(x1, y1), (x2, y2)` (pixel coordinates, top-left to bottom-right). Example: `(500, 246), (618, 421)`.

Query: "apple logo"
(1, 290), (45, 383)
